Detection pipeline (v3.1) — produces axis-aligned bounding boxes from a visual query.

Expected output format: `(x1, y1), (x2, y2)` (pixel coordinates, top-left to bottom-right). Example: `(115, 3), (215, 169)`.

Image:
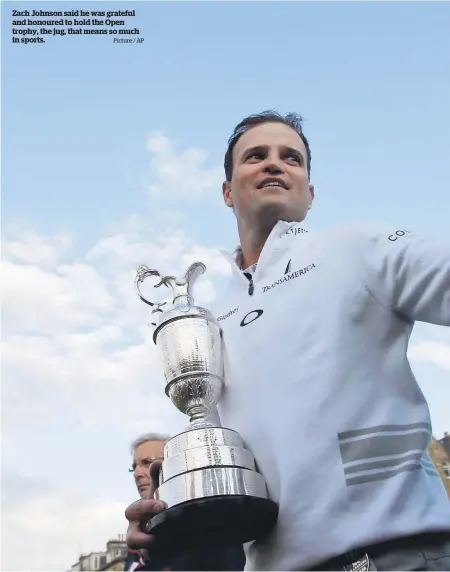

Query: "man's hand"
(125, 460), (167, 550)
(125, 497), (167, 549)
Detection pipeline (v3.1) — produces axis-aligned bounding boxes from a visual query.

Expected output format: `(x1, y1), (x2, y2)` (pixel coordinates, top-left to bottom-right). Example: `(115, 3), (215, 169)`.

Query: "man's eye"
(247, 153), (263, 161)
(286, 155), (301, 163)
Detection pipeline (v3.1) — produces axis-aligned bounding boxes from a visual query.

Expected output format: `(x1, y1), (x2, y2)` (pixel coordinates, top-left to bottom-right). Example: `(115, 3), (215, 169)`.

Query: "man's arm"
(361, 226), (450, 326)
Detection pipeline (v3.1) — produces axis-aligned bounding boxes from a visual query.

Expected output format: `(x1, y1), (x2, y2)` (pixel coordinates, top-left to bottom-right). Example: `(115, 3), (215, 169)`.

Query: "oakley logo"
(240, 309), (264, 327)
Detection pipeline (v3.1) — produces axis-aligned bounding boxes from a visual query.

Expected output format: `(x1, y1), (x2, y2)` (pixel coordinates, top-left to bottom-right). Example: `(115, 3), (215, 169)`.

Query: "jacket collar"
(220, 220), (308, 275)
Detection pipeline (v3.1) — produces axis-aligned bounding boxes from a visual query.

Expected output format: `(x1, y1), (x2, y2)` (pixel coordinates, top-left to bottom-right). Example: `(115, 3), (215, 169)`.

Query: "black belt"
(311, 531), (450, 571)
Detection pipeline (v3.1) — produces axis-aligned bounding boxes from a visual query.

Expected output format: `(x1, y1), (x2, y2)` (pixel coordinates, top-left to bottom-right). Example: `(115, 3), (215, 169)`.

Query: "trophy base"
(144, 494), (278, 565)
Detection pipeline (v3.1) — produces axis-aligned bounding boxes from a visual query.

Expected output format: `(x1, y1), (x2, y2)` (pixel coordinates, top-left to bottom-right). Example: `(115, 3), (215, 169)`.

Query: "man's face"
(223, 122), (314, 229)
(132, 440), (164, 498)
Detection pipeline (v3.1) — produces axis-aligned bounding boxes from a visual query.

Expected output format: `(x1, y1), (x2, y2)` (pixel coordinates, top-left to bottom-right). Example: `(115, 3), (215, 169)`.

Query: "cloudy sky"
(2, 1), (450, 570)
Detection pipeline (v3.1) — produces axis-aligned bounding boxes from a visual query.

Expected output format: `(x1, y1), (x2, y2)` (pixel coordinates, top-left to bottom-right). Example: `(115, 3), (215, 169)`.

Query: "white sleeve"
(361, 226), (450, 326)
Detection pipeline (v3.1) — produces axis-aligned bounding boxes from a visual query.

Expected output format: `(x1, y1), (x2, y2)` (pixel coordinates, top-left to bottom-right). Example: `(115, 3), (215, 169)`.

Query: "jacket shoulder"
(313, 223), (402, 249)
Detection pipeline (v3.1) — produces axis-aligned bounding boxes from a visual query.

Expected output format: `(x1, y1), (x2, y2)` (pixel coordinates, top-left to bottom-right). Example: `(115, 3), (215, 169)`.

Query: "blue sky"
(4, 1), (450, 244)
(2, 2), (450, 569)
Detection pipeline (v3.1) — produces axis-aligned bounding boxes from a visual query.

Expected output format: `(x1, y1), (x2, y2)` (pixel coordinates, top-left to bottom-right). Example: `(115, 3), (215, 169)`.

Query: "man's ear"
(308, 183), (315, 209)
(222, 181), (234, 208)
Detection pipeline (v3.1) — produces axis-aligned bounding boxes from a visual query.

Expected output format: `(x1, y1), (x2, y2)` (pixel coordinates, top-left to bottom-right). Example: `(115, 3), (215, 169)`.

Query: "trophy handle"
(184, 262), (206, 285)
(135, 265), (169, 309)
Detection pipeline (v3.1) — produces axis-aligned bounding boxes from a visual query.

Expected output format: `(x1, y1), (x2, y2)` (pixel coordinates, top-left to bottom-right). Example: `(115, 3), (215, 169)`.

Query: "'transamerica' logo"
(262, 262), (316, 293)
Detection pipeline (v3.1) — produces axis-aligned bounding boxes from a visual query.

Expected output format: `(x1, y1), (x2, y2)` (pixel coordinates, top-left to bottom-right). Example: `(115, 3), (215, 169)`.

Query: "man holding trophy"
(126, 111), (450, 570)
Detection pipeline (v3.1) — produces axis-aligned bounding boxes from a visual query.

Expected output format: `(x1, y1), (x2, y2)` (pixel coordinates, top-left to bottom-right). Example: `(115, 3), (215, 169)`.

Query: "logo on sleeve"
(388, 229), (411, 242)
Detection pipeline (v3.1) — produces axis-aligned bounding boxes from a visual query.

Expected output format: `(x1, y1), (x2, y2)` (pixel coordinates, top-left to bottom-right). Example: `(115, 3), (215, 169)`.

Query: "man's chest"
(214, 246), (366, 347)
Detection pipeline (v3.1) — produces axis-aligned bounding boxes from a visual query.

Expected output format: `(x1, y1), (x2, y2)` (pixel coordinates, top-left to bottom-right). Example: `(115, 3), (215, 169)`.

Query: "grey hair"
(130, 432), (171, 454)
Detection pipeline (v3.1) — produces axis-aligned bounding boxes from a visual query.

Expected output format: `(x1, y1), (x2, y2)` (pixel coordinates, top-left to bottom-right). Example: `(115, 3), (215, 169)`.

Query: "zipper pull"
(243, 272), (254, 296)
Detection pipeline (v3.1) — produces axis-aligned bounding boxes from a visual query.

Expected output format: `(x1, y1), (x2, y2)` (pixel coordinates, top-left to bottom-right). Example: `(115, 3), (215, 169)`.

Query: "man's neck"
(237, 220), (277, 269)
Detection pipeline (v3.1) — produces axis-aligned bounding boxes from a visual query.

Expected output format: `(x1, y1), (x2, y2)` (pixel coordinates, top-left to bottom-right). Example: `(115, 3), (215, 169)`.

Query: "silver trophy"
(134, 262), (278, 558)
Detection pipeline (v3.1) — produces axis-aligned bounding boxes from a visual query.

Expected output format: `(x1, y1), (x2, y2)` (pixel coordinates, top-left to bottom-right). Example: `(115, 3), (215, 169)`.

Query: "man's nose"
(134, 464), (146, 478)
(263, 156), (284, 175)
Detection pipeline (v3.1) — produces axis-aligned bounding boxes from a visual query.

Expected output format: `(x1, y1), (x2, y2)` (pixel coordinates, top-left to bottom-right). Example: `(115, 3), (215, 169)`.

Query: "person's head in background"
(129, 433), (169, 498)
(222, 110), (314, 268)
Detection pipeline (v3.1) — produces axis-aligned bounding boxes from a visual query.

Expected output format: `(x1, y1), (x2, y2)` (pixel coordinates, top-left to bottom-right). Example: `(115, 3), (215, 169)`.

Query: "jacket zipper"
(243, 272), (254, 296)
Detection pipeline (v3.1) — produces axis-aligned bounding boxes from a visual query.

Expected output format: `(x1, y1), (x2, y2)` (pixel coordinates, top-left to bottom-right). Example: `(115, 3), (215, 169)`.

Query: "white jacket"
(211, 220), (450, 571)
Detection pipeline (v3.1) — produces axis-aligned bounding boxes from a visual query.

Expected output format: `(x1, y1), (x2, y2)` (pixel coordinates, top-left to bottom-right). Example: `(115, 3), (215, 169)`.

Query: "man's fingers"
(147, 459), (163, 500)
(125, 498), (166, 521)
(127, 520), (154, 549)
(149, 459), (163, 497)
(125, 498), (168, 549)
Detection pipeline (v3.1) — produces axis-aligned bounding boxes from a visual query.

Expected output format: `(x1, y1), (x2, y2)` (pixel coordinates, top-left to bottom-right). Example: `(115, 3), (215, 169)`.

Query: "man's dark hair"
(224, 110), (312, 181)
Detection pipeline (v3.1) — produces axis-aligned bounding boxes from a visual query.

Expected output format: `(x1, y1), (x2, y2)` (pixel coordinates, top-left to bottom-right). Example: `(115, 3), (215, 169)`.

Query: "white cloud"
(1, 218), (229, 436)
(2, 474), (127, 571)
(408, 341), (450, 371)
(2, 259), (115, 336)
(145, 131), (223, 197)
(2, 226), (73, 269)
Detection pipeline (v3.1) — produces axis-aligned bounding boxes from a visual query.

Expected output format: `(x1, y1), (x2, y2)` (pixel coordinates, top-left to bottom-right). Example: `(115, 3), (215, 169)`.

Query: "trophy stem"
(186, 405), (213, 429)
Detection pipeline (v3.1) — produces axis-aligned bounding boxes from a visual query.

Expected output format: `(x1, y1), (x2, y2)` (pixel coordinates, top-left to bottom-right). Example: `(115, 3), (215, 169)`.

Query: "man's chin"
(254, 201), (305, 227)
(138, 485), (150, 497)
